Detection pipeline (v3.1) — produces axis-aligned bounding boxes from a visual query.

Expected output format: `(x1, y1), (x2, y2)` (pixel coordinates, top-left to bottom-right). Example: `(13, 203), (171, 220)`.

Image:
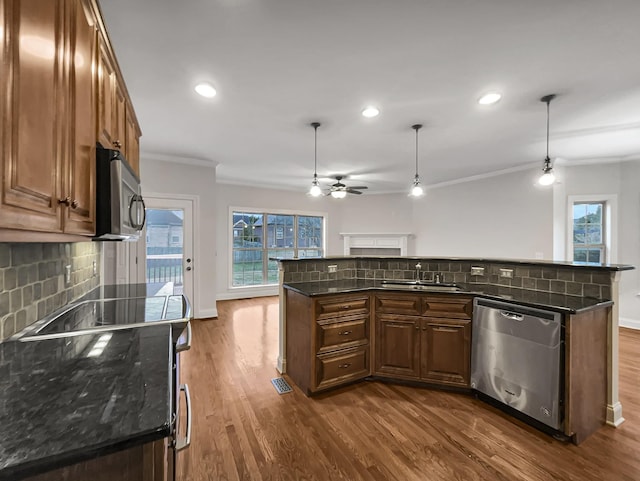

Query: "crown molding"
(141, 151), (218, 168)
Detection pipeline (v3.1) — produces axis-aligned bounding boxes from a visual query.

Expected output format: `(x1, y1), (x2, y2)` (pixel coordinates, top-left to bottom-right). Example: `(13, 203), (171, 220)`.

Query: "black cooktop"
(33, 296), (187, 336)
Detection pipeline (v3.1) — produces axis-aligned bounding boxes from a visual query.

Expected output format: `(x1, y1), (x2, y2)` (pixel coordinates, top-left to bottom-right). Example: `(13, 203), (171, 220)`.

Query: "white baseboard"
(217, 287), (279, 301)
(606, 402), (625, 427)
(619, 317), (640, 330)
(195, 307), (218, 319)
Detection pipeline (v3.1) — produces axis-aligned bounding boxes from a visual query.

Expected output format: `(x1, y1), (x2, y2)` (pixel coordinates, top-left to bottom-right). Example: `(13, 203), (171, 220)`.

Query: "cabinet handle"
(422, 326), (427, 330)
(342, 305), (351, 309)
(338, 363), (352, 369)
(58, 197), (78, 208)
(434, 327), (458, 333)
(415, 325), (420, 330)
(339, 330), (352, 336)
(113, 139), (122, 149)
(70, 199), (78, 209)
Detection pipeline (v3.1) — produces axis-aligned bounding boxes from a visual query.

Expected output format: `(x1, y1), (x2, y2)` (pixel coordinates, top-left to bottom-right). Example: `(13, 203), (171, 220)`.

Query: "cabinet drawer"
(374, 294), (421, 316)
(315, 347), (369, 391)
(316, 317), (368, 353)
(316, 295), (369, 320)
(422, 296), (473, 319)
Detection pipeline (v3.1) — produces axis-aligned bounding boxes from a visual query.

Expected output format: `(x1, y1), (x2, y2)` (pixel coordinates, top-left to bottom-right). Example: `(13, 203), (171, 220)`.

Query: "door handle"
(500, 311), (524, 321)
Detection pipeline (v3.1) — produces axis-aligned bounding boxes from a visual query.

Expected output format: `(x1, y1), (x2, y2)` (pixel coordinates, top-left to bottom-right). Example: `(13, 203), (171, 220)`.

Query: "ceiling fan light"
(330, 190), (347, 199)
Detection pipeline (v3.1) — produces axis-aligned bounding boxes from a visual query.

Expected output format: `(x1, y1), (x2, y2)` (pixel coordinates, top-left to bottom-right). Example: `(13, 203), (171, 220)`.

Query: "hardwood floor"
(177, 297), (640, 481)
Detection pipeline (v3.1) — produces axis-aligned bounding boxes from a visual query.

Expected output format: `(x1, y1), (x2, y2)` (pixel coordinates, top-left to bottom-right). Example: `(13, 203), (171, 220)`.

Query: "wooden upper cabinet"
(96, 31), (116, 149)
(0, 0), (65, 232)
(65, 0), (97, 235)
(0, 0), (141, 237)
(96, 30), (141, 176)
(125, 101), (141, 176)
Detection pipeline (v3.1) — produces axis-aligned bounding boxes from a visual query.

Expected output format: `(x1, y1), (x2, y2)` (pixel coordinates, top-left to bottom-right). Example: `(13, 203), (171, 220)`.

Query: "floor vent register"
(271, 377), (293, 394)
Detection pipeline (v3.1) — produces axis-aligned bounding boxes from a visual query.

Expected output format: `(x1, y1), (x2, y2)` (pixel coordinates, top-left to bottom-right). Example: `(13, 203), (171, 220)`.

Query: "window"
(232, 211), (324, 287)
(572, 201), (605, 264)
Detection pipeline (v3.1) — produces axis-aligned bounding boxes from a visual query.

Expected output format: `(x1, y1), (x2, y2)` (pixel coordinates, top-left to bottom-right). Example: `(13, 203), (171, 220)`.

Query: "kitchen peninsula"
(278, 256), (634, 444)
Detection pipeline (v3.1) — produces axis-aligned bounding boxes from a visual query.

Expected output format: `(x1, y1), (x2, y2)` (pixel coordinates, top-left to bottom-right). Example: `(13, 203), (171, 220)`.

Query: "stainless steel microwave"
(95, 146), (145, 241)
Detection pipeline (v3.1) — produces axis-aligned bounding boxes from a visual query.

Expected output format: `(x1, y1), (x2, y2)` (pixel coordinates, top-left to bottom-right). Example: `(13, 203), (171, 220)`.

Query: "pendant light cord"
(546, 99), (550, 161)
(412, 124), (422, 179)
(314, 126), (318, 176)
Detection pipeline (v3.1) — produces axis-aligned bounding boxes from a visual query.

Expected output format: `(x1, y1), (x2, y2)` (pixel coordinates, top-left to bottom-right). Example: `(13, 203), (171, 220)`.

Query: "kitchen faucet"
(434, 272), (442, 284)
(415, 262), (421, 281)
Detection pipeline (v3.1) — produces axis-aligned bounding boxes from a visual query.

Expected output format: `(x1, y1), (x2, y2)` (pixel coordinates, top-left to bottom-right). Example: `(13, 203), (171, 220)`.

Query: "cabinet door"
(0, 0), (65, 232)
(420, 318), (471, 387)
(97, 32), (116, 148)
(374, 314), (420, 379)
(113, 79), (126, 150)
(64, 0), (96, 234)
(125, 102), (141, 176)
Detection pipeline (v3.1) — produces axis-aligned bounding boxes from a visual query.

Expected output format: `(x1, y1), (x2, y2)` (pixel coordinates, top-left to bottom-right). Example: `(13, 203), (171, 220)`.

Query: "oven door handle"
(175, 383), (192, 451)
(176, 321), (192, 352)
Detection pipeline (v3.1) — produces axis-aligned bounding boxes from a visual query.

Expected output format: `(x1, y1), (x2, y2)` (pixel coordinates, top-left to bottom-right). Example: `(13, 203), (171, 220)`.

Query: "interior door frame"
(135, 193), (199, 314)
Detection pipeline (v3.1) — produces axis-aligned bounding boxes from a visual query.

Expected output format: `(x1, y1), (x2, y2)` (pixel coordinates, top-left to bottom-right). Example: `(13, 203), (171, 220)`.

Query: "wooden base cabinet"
(285, 289), (371, 394)
(374, 293), (473, 388)
(22, 439), (170, 481)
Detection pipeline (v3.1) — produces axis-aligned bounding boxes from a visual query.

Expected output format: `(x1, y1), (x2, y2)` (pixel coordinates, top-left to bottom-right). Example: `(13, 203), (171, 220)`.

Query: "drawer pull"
(339, 330), (352, 336)
(415, 325), (420, 330)
(338, 363), (352, 369)
(434, 327), (458, 333)
(342, 305), (352, 309)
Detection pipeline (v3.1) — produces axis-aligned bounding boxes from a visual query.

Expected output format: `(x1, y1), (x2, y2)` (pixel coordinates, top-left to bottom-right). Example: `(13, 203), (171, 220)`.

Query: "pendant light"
(538, 94), (557, 186)
(308, 122), (322, 196)
(409, 124), (424, 197)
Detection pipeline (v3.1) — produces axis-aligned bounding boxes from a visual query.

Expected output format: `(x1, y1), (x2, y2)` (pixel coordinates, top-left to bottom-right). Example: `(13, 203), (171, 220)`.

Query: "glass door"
(139, 197), (194, 304)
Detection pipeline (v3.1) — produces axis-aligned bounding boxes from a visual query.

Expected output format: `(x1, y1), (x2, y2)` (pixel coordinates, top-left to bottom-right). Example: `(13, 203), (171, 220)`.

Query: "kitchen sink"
(380, 281), (464, 292)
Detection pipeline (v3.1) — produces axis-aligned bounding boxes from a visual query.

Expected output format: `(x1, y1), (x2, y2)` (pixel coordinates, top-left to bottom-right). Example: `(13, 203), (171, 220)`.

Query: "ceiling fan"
(328, 176), (368, 198)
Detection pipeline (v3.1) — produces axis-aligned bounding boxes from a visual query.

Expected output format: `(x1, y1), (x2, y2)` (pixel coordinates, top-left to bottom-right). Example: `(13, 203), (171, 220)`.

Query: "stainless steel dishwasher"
(470, 298), (563, 430)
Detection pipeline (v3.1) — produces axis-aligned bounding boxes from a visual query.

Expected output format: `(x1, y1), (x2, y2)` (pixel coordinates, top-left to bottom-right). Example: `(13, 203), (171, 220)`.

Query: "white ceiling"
(100, 0), (640, 194)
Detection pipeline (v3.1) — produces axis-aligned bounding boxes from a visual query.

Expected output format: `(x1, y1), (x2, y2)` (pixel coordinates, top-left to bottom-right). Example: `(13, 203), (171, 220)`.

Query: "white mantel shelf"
(340, 233), (413, 256)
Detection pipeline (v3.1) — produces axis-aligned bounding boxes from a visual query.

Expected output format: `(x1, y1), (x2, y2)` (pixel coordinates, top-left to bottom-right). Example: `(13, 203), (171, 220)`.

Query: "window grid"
(232, 212), (324, 287)
(572, 202), (606, 264)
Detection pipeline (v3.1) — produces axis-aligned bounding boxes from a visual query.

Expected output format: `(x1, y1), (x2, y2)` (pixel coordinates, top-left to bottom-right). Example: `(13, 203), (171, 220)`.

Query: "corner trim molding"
(606, 402), (625, 427)
(195, 308), (218, 319)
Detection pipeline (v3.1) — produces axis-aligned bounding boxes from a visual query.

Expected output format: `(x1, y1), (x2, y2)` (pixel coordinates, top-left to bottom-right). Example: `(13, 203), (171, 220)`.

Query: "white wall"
(411, 168), (554, 259)
(215, 184), (413, 299)
(619, 161), (640, 326)
(141, 158), (218, 318)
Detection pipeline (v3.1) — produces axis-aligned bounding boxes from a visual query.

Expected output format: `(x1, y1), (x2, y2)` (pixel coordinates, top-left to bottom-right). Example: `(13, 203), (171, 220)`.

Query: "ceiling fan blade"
(345, 188), (363, 194)
(348, 186), (368, 190)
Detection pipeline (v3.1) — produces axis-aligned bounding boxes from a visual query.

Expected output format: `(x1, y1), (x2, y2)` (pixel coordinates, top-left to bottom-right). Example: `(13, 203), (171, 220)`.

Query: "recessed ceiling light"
(362, 106), (380, 118)
(194, 82), (217, 98)
(478, 92), (502, 105)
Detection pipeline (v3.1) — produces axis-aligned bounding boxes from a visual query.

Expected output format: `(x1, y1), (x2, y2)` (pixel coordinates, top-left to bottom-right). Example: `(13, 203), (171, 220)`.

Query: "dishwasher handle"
(500, 310), (524, 321)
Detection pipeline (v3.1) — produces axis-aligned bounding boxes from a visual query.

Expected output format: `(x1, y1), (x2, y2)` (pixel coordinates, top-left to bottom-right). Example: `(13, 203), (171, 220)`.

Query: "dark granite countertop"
(275, 256), (635, 271)
(0, 325), (173, 480)
(283, 279), (612, 314)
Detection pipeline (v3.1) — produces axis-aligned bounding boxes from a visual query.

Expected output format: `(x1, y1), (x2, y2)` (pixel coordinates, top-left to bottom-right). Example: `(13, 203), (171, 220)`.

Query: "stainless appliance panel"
(471, 298), (562, 430)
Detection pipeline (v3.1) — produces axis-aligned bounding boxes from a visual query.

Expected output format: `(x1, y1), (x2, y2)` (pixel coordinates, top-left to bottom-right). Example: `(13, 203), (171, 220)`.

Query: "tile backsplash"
(0, 243), (101, 341)
(282, 258), (613, 300)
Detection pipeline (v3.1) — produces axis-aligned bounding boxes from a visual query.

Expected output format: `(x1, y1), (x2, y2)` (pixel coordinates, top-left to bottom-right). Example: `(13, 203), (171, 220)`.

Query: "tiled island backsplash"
(0, 243), (101, 341)
(281, 258), (614, 300)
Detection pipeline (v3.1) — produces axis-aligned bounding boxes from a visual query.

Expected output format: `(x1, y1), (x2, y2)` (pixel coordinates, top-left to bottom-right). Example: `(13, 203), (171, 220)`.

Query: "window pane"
(232, 212), (263, 248)
(587, 249), (602, 264)
(267, 249), (294, 284)
(587, 225), (602, 244)
(232, 250), (263, 286)
(586, 203), (602, 224)
(298, 216), (323, 249)
(299, 249), (322, 258)
(267, 215), (294, 248)
(574, 249), (587, 262)
(573, 225), (586, 244)
(573, 203), (587, 221)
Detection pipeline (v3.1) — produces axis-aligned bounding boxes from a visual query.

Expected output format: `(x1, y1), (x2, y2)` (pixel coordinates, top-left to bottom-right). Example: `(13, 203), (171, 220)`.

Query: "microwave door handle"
(137, 196), (146, 229)
(128, 195), (146, 230)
